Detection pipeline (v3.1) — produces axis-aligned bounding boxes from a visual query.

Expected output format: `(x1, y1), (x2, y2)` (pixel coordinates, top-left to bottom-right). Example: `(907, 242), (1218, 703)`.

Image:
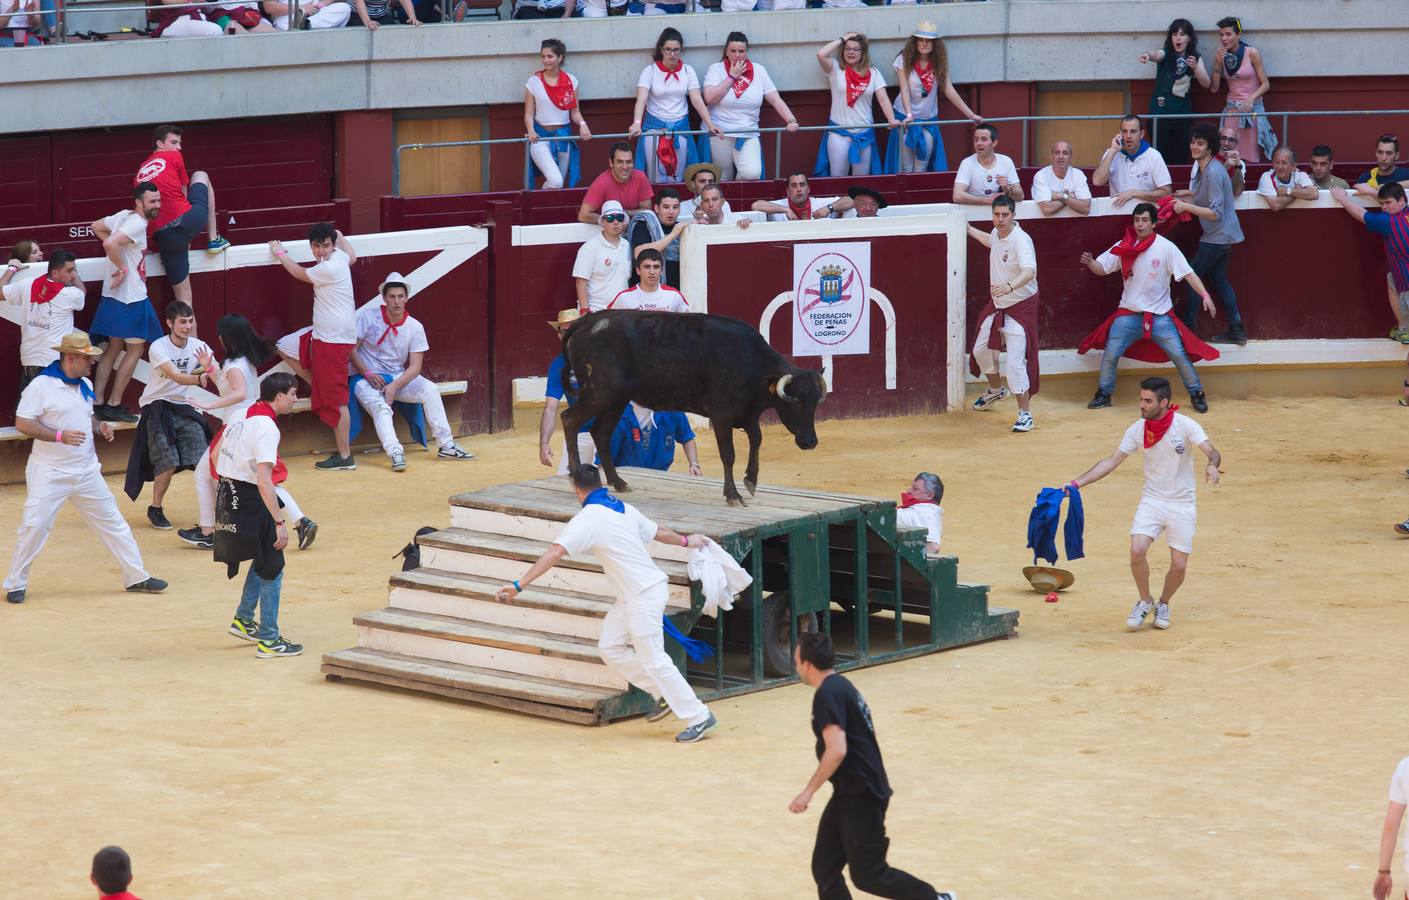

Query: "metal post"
(1021, 118), (1029, 168)
(1281, 111), (1290, 147)
(524, 140), (533, 191)
(774, 129), (782, 181)
(392, 146), (402, 197)
(1151, 114), (1159, 149)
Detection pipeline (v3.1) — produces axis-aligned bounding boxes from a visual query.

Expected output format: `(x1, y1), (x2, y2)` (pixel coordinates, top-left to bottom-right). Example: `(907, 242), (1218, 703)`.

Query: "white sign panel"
(792, 242), (870, 357)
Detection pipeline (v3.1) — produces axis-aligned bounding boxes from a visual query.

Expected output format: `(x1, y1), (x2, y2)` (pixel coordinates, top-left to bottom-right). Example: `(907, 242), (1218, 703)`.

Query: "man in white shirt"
(1256, 146), (1320, 211)
(692, 185), (752, 230)
(1067, 376), (1222, 631)
(4, 332), (166, 605)
(89, 183), (164, 425)
(967, 195), (1041, 432)
(270, 222), (358, 471)
(1032, 141), (1092, 216)
(953, 124), (1023, 206)
(573, 200), (631, 313)
(1092, 115), (1173, 209)
(1372, 756), (1409, 900)
(607, 250), (688, 313)
(679, 162), (730, 223)
(0, 248), (86, 396)
(1079, 202), (1217, 413)
(496, 464), (718, 743)
(751, 172), (853, 221)
(895, 472), (943, 557)
(124, 300), (213, 531)
(349, 273), (474, 472)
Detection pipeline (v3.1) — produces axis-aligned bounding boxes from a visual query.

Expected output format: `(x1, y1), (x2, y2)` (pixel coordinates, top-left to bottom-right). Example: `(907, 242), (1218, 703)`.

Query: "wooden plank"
(460, 480), (786, 534)
(617, 470), (864, 517)
(621, 468), (875, 511)
(417, 529), (692, 585)
(391, 568), (690, 615)
(353, 608), (604, 664)
(322, 647), (617, 708)
(322, 664), (603, 726)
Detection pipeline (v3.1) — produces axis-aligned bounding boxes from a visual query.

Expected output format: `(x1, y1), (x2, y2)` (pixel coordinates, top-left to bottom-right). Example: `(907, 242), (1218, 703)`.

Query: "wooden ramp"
(322, 468), (1018, 724)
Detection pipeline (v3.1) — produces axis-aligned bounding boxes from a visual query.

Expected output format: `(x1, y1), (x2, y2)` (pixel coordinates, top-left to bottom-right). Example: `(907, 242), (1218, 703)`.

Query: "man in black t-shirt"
(789, 633), (956, 900)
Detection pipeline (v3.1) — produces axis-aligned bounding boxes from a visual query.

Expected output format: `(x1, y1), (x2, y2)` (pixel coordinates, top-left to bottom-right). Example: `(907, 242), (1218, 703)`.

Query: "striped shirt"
(1364, 210), (1409, 293)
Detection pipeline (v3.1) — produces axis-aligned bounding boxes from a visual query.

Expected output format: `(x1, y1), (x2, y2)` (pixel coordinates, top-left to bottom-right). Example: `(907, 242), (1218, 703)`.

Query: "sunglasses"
(601, 214), (627, 223)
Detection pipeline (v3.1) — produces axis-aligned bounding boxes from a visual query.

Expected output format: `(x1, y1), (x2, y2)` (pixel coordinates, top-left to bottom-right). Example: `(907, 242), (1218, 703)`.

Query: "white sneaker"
(437, 442), (475, 460)
(1126, 599), (1154, 630)
(972, 386), (1010, 411)
(1012, 410), (1034, 432)
(1153, 602), (1171, 629)
(390, 450), (407, 472)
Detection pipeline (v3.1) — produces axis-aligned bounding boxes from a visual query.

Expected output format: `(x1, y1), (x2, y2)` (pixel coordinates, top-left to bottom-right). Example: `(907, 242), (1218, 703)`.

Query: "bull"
(560, 310), (826, 506)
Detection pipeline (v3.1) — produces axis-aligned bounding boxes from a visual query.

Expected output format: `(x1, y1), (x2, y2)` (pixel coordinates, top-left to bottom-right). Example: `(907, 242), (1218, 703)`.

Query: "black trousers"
(811, 791), (936, 899)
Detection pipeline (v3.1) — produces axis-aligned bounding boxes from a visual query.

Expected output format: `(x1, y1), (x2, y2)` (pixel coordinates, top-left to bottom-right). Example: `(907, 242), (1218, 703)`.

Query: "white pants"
(196, 447), (303, 529)
(598, 584), (709, 725)
(826, 132), (873, 177)
(642, 134), (689, 184)
(1132, 497), (1197, 554)
(557, 432), (597, 476)
(529, 138), (573, 190)
(972, 313), (1030, 396)
(353, 375), (454, 457)
(899, 128), (934, 173)
(578, 2), (608, 15)
(163, 15), (224, 36)
(708, 134), (763, 181)
(271, 2), (352, 28)
(4, 462), (148, 591)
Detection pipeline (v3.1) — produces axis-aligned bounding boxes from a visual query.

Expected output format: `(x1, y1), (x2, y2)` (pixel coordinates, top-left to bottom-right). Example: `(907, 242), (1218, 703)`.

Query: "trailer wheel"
(763, 592), (818, 677)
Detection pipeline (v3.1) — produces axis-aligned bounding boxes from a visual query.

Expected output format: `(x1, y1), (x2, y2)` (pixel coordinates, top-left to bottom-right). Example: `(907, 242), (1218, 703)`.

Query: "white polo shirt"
(896, 503), (942, 547)
(827, 65), (885, 129)
(2, 274), (87, 367)
(1118, 413), (1209, 504)
(140, 335), (211, 407)
(1095, 234), (1193, 315)
(1107, 146), (1172, 195)
(308, 248), (355, 344)
(355, 304), (429, 376)
(553, 500), (666, 598)
(1031, 165), (1092, 203)
(955, 153), (1020, 198)
(764, 195), (841, 222)
(572, 232), (631, 312)
(100, 210), (149, 304)
(16, 373), (100, 475)
(989, 223), (1039, 307)
(637, 63), (700, 123)
(216, 411), (281, 486)
(1256, 168), (1316, 198)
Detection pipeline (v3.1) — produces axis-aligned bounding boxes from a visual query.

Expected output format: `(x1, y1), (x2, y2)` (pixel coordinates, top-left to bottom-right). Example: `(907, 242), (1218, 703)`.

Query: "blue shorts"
(153, 182), (209, 285)
(90, 296), (164, 344)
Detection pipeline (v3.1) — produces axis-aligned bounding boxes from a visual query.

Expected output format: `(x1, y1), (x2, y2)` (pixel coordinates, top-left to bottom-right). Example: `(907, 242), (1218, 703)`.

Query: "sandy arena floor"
(1, 391), (1405, 898)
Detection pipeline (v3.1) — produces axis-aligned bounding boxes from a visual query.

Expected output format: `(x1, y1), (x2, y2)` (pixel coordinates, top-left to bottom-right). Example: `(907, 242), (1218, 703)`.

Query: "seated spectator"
(608, 249), (687, 312)
(606, 402), (701, 474)
(1092, 114), (1171, 209)
(348, 0), (420, 28)
(1256, 146), (1319, 210)
(1031, 140), (1092, 216)
(679, 162), (727, 222)
(751, 172), (853, 222)
(628, 188), (686, 287)
(1216, 127), (1247, 197)
(953, 124), (1022, 205)
(153, 0), (225, 37)
(1308, 144), (1349, 191)
(263, 0), (351, 29)
(848, 185), (886, 218)
(215, 2), (275, 32)
(896, 471), (943, 556)
(10, 239), (42, 263)
(91, 845), (140, 900)
(1353, 133), (1409, 198)
(573, 200), (631, 313)
(0, 0), (44, 45)
(691, 184), (750, 229)
(512, 0), (566, 17)
(577, 142), (653, 225)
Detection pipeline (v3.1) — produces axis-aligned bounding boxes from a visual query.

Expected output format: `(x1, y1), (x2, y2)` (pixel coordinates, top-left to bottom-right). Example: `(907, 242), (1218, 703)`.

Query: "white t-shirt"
(638, 63), (700, 123)
(16, 373), (100, 475)
(553, 501), (666, 598)
(827, 65), (885, 130)
(525, 71), (580, 129)
(0, 0), (35, 28)
(1031, 165), (1092, 203)
(213, 356), (260, 425)
(572, 232), (631, 312)
(140, 335), (211, 407)
(1389, 757), (1409, 873)
(216, 411), (281, 485)
(355, 304), (429, 376)
(1107, 146), (1173, 195)
(989, 223), (1039, 307)
(955, 154), (1020, 198)
(1118, 413), (1208, 503)
(1256, 168), (1316, 198)
(101, 210), (149, 304)
(1095, 234), (1193, 315)
(607, 284), (688, 313)
(308, 248), (355, 344)
(892, 53), (938, 121)
(2, 274), (86, 367)
(704, 60), (777, 136)
(896, 503), (942, 548)
(719, 0), (754, 11)
(680, 196), (732, 222)
(764, 195), (841, 222)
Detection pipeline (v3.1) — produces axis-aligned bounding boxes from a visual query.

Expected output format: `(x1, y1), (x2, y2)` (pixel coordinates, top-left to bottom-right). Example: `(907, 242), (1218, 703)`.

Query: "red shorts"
(305, 337), (353, 429)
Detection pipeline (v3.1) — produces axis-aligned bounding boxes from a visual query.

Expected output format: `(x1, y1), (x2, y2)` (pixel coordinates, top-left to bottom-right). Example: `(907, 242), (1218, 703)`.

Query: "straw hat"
(51, 331), (103, 358)
(912, 21), (939, 40)
(1022, 565), (1075, 592)
(683, 162), (722, 192)
(548, 308), (582, 331)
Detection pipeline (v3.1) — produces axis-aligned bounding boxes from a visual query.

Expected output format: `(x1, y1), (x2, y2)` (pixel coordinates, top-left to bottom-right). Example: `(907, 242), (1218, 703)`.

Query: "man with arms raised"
(0, 248), (85, 396)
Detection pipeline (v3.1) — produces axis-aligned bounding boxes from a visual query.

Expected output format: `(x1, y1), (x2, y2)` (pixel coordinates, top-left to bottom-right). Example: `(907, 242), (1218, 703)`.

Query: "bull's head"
(769, 370), (827, 450)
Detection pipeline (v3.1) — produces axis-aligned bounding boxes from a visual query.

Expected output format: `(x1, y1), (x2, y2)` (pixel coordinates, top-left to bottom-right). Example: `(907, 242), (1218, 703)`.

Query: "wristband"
(274, 250), (288, 258)
(679, 535), (688, 547)
(1380, 869), (1391, 875)
(54, 430), (62, 443)
(512, 579), (522, 592)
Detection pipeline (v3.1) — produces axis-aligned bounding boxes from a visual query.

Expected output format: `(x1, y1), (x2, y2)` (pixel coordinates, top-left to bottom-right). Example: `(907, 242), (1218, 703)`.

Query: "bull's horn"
(776, 374), (793, 400)
(817, 372), (828, 398)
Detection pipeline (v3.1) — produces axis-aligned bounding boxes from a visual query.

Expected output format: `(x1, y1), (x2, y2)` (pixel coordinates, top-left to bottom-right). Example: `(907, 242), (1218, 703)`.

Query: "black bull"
(560, 310), (827, 506)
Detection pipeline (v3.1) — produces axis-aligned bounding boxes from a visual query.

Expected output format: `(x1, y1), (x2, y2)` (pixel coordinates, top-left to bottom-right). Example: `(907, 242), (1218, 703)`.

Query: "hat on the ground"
(549, 308), (583, 331)
(51, 331), (103, 358)
(683, 162), (722, 193)
(912, 21), (939, 40)
(848, 185), (889, 209)
(1022, 565), (1075, 592)
(379, 271), (411, 297)
(599, 200), (627, 222)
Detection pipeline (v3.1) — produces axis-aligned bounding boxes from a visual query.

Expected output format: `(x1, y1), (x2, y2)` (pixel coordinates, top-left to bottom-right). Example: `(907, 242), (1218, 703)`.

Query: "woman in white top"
(628, 27), (721, 185)
(886, 21), (982, 174)
(815, 32), (897, 178)
(524, 38), (592, 190)
(701, 32), (799, 182)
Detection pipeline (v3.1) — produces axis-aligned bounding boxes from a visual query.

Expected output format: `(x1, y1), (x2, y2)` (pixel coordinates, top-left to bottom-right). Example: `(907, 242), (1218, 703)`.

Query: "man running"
(134, 124), (231, 308)
(1066, 376), (1222, 632)
(967, 194), (1040, 433)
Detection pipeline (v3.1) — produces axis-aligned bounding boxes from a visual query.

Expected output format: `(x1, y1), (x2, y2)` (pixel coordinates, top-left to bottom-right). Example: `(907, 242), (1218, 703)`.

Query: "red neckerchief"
(28, 275), (66, 305)
(788, 198), (812, 220)
(912, 61), (935, 96)
(244, 400), (289, 484)
(376, 306), (407, 346)
(656, 60), (681, 83)
(537, 69), (577, 110)
(844, 66), (871, 107)
(1109, 229), (1157, 281)
(731, 59), (754, 98)
(1143, 405), (1179, 448)
(899, 492), (936, 509)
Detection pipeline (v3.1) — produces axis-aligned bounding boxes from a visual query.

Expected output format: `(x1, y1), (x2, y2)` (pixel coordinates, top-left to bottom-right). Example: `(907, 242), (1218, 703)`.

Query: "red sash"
(28, 275), (66, 304)
(376, 307), (406, 346)
(1143, 405), (1179, 448)
(537, 70), (577, 110)
(844, 66), (871, 107)
(912, 62), (935, 96)
(1077, 310), (1221, 365)
(731, 59), (754, 98)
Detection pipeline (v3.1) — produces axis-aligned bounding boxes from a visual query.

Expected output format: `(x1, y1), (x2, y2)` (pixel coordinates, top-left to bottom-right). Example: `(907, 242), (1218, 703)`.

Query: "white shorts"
(1131, 497), (1197, 553)
(276, 326), (311, 361)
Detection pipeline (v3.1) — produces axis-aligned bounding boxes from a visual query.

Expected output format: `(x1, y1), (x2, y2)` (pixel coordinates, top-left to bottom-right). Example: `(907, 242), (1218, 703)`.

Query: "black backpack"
(394, 526), (438, 572)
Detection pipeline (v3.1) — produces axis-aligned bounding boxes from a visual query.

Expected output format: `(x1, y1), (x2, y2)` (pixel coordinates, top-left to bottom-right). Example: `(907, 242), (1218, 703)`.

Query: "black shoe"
(147, 505), (173, 531)
(93, 404), (117, 422)
(107, 406), (138, 423)
(314, 453), (357, 471)
(6, 589), (24, 604)
(295, 517), (318, 550)
(1190, 391), (1209, 414)
(125, 577), (168, 593)
(1087, 390), (1112, 409)
(177, 526), (214, 550)
(1210, 323), (1248, 347)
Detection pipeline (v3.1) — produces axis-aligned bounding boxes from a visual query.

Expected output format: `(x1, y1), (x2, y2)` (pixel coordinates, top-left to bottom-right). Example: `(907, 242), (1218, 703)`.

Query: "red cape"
(969, 294), (1042, 396)
(1077, 309), (1220, 364)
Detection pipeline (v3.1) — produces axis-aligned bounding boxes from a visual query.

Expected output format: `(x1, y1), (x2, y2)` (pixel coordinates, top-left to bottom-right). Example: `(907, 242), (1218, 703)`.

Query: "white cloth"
(704, 60), (777, 136)
(271, 1), (351, 29)
(15, 374), (99, 475)
(308, 248), (355, 344)
(895, 503), (942, 549)
(275, 326), (310, 365)
(162, 15), (222, 36)
(1118, 412), (1209, 503)
(354, 305), (428, 376)
(892, 53), (937, 121)
(607, 284), (687, 313)
(972, 313), (1029, 395)
(827, 65), (885, 129)
(554, 502), (664, 597)
(597, 582), (709, 725)
(719, 0), (754, 9)
(100, 210), (149, 303)
(0, 0), (35, 28)
(1095, 234), (1194, 315)
(2, 275), (86, 367)
(763, 195), (840, 222)
(140, 335), (210, 407)
(637, 63), (700, 123)
(1389, 757), (1409, 873)
(215, 412), (281, 484)
(353, 374), (453, 456)
(1031, 165), (1092, 203)
(955, 153), (1020, 198)
(988, 223), (1038, 306)
(557, 432), (597, 476)
(526, 71), (580, 129)
(1130, 496), (1196, 553)
(571, 233), (631, 312)
(212, 356), (260, 424)
(687, 537), (752, 617)
(1107, 146), (1173, 195)
(1256, 168), (1316, 198)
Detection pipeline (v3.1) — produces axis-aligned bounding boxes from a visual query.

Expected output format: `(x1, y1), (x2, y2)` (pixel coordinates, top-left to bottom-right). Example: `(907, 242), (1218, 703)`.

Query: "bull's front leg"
(711, 419), (745, 506)
(742, 419), (762, 497)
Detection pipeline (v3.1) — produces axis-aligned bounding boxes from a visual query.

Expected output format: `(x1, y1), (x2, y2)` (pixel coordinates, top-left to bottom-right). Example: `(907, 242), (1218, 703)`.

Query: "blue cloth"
(635, 112), (701, 182)
(1063, 486), (1084, 562)
(528, 122), (581, 191)
(37, 361), (95, 402)
(883, 120), (947, 174)
(1026, 486), (1085, 565)
(545, 354), (594, 432)
(90, 296), (163, 343)
(663, 616), (715, 662)
(347, 374), (427, 447)
(235, 568), (283, 643)
(580, 486), (625, 513)
(813, 119), (883, 177)
(1119, 139), (1154, 163)
(608, 408), (694, 471)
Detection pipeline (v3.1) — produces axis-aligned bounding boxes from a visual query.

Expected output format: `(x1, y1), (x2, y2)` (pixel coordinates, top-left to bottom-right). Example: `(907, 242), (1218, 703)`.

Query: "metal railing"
(393, 107), (1409, 196)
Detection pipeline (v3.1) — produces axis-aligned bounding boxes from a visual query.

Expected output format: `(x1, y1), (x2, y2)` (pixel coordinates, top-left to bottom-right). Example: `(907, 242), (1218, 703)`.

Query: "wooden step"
(449, 505), (691, 564)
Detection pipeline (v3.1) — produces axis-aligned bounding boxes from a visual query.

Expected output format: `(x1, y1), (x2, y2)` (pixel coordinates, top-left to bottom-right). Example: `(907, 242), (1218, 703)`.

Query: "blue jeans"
(1098, 313), (1203, 395)
(235, 568), (283, 642)
(1184, 241), (1239, 328)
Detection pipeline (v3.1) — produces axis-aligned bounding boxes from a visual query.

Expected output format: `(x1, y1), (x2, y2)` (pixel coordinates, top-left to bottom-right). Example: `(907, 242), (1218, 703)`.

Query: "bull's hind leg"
(711, 420), (745, 506)
(592, 401), (631, 493)
(742, 419), (763, 497)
